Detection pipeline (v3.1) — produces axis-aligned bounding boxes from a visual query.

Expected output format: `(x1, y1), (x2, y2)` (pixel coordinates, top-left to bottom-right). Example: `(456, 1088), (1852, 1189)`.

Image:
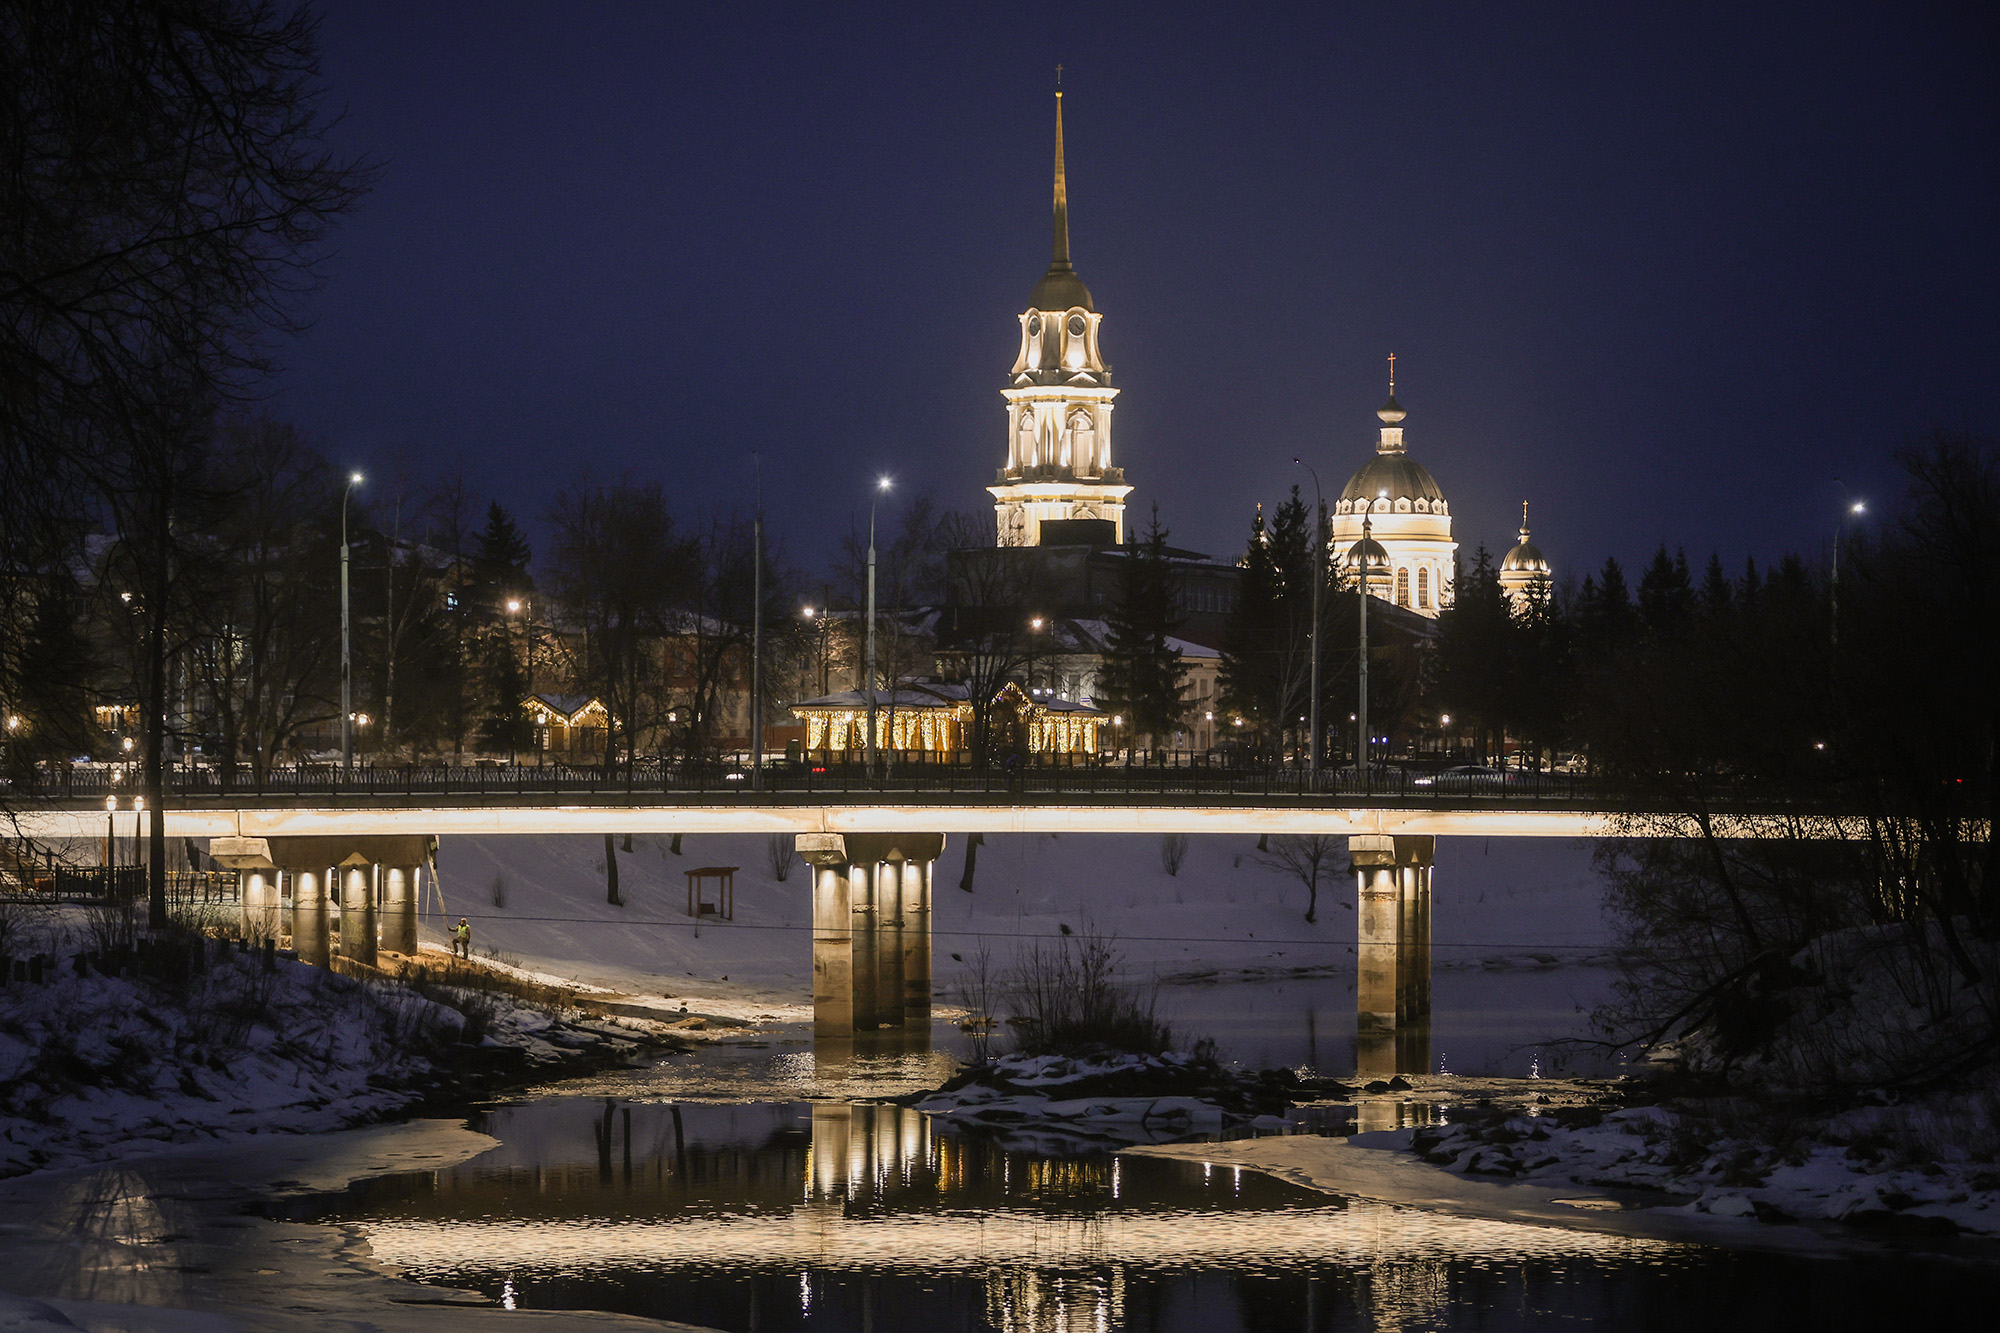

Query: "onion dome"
(1346, 519), (1390, 572)
(1340, 454), (1447, 507)
(1501, 503), (1549, 576)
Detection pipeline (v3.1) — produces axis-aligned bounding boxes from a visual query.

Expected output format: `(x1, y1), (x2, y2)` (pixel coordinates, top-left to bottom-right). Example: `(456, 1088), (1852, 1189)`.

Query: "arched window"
(1017, 410), (1037, 467)
(1067, 409), (1093, 471)
(1417, 567), (1430, 609)
(1396, 567), (1411, 607)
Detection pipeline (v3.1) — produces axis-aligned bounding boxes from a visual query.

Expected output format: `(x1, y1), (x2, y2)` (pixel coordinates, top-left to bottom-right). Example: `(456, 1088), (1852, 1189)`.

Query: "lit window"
(1396, 568), (1410, 606)
(1417, 567), (1430, 608)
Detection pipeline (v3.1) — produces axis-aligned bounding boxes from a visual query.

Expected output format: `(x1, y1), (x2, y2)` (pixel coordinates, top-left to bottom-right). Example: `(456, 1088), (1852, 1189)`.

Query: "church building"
(988, 87), (1131, 550)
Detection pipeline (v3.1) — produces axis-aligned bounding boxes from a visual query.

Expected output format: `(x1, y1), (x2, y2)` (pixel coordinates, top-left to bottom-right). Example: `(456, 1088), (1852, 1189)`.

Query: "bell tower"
(988, 88), (1131, 547)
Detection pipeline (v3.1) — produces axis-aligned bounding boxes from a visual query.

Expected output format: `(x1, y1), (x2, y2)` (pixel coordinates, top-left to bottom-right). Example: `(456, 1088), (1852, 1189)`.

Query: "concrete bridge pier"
(1351, 834), (1434, 1074)
(339, 860), (377, 967)
(235, 869), (281, 942)
(290, 867), (332, 966)
(208, 834), (434, 967)
(798, 833), (944, 1040)
(381, 864), (420, 955)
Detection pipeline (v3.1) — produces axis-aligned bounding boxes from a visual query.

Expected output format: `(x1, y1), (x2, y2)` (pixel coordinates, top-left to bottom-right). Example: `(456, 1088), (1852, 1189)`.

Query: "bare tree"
(1254, 834), (1348, 923)
(546, 481), (694, 777)
(1, 0), (372, 924)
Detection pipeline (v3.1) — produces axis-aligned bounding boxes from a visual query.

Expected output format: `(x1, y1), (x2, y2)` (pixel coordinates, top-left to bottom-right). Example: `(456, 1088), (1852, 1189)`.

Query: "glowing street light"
(341, 471), (364, 774)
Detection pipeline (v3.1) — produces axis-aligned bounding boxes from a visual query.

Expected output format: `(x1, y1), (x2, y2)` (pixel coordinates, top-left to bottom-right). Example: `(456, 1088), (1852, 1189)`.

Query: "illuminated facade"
(790, 681), (1103, 756)
(1330, 382), (1458, 616)
(989, 90), (1131, 548)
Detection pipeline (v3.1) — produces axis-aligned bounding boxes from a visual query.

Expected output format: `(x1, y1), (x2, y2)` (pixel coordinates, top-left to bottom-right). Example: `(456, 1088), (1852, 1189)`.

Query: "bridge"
(4, 764), (1853, 1072)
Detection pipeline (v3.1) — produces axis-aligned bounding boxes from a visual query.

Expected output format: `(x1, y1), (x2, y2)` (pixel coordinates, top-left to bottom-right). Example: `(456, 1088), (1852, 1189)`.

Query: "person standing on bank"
(453, 917), (471, 959)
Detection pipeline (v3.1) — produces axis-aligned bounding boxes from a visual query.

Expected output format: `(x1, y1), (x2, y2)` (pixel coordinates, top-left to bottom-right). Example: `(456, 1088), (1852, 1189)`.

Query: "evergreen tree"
(1429, 546), (1513, 763)
(1218, 490), (1318, 759)
(1576, 555), (1635, 650)
(1097, 506), (1189, 747)
(1220, 503), (1281, 748)
(1699, 552), (1734, 615)
(470, 502), (533, 615)
(469, 502), (533, 754)
(1637, 544), (1694, 634)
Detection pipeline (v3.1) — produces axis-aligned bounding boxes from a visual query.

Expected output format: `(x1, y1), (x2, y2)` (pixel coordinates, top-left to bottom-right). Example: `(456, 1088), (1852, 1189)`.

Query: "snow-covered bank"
(1129, 1073), (2000, 1251)
(426, 831), (1609, 1008)
(0, 925), (681, 1179)
(1403, 1085), (2000, 1236)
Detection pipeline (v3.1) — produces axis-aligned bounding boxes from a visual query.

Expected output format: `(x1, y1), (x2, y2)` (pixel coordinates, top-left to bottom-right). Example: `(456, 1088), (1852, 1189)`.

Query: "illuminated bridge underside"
(5, 802), (1857, 841)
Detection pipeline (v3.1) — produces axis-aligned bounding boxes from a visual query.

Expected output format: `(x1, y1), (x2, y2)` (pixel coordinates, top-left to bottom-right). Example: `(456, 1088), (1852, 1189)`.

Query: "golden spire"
(1052, 78), (1071, 267)
(1388, 351), (1396, 394)
(1520, 500), (1531, 540)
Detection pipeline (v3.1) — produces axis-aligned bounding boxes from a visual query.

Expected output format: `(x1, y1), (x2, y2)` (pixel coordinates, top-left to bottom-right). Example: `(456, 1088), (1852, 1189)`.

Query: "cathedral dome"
(1030, 262), (1094, 313)
(1339, 454), (1446, 507)
(1501, 536), (1549, 575)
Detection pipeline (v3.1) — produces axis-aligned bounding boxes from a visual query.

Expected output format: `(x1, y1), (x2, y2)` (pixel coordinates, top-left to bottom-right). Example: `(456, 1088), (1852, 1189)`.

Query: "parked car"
(1412, 764), (1507, 789)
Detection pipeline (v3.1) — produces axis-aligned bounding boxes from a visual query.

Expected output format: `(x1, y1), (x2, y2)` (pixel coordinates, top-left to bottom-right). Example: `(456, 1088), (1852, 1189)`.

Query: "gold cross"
(1056, 63), (1063, 88)
(1387, 351), (1396, 391)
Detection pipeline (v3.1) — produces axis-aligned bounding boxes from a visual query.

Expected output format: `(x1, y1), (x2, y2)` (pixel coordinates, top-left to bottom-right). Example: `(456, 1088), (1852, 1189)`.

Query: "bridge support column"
(339, 860), (377, 967)
(382, 865), (420, 955)
(237, 869), (281, 942)
(291, 867), (331, 967)
(850, 860), (880, 1031)
(798, 833), (945, 1040)
(1351, 834), (1434, 1071)
(902, 857), (932, 1027)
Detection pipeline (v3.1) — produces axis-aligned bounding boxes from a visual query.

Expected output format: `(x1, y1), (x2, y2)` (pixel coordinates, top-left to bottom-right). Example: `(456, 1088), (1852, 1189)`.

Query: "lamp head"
(105, 796), (117, 811)
(877, 475), (893, 493)
(506, 598), (522, 613)
(1850, 501), (1866, 515)
(349, 472), (364, 486)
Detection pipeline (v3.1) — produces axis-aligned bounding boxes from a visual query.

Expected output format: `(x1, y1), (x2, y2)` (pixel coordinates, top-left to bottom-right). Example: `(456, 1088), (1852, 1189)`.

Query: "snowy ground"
(425, 830), (1611, 1014)
(0, 920), (680, 1179)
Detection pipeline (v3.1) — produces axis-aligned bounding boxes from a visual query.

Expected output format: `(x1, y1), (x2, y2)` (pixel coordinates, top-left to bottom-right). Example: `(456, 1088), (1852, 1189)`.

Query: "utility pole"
(1355, 516), (1383, 780)
(751, 456), (764, 790)
(1296, 458), (1325, 780)
(865, 477), (890, 773)
(341, 472), (363, 775)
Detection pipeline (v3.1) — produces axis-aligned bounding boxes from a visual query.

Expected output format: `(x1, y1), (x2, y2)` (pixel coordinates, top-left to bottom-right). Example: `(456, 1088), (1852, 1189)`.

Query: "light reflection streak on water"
(322, 1099), (1702, 1333)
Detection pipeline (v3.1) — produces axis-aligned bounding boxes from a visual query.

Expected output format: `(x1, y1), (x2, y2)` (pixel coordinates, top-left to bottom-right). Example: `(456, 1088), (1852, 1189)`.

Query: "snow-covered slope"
(425, 832), (1609, 1014)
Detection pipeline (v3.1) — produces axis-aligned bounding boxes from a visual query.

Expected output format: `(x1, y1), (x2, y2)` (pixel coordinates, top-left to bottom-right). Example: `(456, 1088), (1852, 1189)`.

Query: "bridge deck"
(6, 786), (1845, 840)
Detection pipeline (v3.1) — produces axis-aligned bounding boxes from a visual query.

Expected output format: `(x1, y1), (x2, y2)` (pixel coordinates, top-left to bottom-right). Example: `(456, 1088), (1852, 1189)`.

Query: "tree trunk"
(604, 833), (622, 906)
(959, 831), (984, 892)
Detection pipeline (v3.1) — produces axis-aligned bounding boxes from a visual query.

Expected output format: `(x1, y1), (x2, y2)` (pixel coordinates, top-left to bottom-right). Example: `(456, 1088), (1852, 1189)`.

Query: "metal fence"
(2, 758), (1841, 812)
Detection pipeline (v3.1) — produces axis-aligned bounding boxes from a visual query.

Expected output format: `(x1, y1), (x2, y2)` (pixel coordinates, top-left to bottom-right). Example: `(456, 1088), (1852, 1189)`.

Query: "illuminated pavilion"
(1498, 503), (1554, 609)
(791, 681), (1104, 758)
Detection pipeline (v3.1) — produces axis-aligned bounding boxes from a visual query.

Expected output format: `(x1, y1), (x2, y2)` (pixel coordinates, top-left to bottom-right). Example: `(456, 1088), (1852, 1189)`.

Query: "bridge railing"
(0, 758), (1796, 809)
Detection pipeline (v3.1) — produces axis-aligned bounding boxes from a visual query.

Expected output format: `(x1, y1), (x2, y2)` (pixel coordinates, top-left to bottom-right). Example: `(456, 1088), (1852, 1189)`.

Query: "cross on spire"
(1056, 62), (1063, 88)
(1387, 352), (1397, 392)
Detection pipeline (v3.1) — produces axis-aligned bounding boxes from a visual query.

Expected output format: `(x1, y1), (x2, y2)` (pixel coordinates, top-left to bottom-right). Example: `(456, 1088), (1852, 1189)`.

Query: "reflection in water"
(285, 1097), (1986, 1331)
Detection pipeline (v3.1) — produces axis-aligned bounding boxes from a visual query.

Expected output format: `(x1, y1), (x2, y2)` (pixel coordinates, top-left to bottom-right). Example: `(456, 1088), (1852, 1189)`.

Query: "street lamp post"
(1831, 493), (1865, 649)
(1295, 458), (1326, 780)
(506, 598), (534, 763)
(341, 472), (363, 775)
(1351, 516), (1387, 780)
(865, 476), (891, 774)
(751, 454), (764, 790)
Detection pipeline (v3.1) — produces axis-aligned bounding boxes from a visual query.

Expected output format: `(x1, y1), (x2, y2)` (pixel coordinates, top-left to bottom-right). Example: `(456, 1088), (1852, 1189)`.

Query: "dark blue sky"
(275, 1), (2000, 584)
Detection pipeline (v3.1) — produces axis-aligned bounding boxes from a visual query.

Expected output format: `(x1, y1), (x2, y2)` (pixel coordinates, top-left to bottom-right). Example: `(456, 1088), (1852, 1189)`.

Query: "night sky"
(274, 1), (2000, 585)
